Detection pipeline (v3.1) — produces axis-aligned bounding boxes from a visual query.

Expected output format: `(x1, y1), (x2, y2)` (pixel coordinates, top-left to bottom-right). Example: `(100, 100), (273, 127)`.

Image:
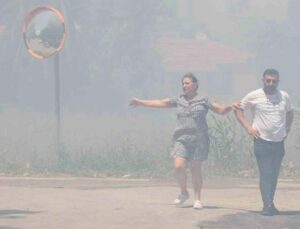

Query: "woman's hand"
(129, 98), (173, 108)
(129, 98), (141, 106)
(231, 102), (241, 110)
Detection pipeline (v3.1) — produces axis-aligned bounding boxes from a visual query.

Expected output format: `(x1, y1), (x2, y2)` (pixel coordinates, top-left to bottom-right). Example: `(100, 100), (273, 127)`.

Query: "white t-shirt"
(240, 88), (292, 142)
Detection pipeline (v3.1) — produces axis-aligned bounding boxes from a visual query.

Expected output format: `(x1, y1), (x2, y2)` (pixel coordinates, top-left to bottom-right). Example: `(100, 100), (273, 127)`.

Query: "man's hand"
(246, 126), (260, 139)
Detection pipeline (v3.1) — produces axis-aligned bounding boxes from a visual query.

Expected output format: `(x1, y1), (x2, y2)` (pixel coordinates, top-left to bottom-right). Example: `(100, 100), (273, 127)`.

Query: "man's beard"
(264, 85), (277, 94)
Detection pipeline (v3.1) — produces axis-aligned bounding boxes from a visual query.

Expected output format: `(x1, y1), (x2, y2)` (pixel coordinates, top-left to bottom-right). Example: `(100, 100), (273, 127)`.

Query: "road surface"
(0, 176), (299, 229)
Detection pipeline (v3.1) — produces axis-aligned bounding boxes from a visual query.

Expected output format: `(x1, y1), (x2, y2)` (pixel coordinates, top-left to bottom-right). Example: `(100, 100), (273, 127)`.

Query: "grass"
(206, 114), (256, 177)
(0, 106), (299, 178)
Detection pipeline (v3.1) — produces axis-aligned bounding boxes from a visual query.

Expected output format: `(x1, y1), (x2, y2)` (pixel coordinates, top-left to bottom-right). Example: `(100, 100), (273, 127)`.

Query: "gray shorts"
(171, 134), (209, 161)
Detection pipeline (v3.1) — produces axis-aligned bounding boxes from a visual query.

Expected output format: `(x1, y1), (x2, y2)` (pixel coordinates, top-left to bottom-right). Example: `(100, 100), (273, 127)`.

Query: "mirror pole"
(54, 53), (61, 154)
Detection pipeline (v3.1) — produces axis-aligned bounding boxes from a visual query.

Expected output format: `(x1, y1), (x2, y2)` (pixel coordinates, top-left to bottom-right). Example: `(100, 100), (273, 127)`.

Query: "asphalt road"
(0, 176), (299, 229)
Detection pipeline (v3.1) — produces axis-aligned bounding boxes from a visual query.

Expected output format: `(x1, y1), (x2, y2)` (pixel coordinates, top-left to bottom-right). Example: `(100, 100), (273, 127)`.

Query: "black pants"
(254, 138), (284, 207)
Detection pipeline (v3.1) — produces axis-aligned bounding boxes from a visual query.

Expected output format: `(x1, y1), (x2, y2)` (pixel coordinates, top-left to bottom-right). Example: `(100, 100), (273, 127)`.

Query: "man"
(234, 69), (294, 216)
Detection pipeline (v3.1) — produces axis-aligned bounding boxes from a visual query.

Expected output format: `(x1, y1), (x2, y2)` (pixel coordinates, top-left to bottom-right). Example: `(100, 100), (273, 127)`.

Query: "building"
(156, 35), (255, 101)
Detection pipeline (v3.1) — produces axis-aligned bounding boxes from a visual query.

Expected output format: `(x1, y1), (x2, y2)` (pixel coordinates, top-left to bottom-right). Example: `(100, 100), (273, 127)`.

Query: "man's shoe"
(270, 205), (280, 215)
(261, 206), (275, 216)
(174, 193), (189, 205)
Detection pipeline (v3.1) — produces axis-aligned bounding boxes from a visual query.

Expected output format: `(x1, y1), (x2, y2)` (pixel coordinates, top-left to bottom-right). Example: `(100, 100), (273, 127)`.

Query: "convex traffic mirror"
(23, 6), (66, 59)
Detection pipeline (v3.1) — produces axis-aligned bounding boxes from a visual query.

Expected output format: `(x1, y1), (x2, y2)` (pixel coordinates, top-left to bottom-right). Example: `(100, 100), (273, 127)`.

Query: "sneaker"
(193, 200), (203, 209)
(174, 193), (189, 205)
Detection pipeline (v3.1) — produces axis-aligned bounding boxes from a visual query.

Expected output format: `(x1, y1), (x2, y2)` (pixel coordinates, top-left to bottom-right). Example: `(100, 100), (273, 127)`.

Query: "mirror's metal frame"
(23, 6), (67, 60)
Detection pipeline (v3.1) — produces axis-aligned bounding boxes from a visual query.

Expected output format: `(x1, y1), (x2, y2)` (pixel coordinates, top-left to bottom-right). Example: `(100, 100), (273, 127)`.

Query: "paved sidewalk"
(0, 177), (299, 229)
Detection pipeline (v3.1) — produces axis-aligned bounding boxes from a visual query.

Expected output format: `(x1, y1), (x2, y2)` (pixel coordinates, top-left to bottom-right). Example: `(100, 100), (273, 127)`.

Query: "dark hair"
(263, 68), (280, 79)
(182, 73), (198, 89)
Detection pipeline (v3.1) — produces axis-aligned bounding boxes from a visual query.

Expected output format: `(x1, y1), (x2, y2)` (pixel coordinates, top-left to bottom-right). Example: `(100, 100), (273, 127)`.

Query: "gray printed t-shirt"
(169, 94), (212, 160)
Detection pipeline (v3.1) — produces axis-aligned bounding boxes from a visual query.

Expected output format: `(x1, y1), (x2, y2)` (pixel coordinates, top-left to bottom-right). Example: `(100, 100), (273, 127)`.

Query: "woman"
(129, 73), (233, 209)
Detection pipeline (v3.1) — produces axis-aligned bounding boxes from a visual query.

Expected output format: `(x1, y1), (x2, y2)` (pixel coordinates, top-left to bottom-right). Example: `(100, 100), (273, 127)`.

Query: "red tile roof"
(157, 37), (252, 72)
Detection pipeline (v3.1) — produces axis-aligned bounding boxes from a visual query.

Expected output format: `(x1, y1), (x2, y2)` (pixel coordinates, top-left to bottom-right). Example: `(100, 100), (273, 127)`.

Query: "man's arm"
(286, 109), (294, 134)
(129, 98), (174, 108)
(234, 109), (260, 139)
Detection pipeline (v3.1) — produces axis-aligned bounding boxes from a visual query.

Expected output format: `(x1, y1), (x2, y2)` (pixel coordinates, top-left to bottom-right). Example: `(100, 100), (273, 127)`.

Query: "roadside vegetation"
(0, 106), (299, 178)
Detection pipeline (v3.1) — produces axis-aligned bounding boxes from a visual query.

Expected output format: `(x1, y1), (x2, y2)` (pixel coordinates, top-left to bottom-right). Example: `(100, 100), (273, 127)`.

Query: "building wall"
(163, 64), (259, 103)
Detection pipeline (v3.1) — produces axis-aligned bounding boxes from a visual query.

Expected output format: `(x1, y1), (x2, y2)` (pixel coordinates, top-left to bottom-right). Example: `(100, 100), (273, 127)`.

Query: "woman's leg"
(174, 157), (188, 195)
(191, 160), (203, 201)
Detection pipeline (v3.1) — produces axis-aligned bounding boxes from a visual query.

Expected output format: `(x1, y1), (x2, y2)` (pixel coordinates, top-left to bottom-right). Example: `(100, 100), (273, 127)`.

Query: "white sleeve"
(240, 92), (255, 111)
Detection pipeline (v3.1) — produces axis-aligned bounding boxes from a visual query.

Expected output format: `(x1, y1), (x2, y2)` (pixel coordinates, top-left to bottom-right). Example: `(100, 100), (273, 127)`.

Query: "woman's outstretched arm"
(129, 98), (174, 108)
(210, 102), (233, 115)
